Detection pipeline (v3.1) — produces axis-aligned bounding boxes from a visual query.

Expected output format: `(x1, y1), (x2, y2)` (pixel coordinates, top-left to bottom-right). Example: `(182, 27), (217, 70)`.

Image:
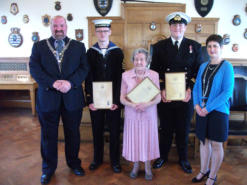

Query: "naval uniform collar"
(171, 36), (183, 48)
(91, 41), (119, 55)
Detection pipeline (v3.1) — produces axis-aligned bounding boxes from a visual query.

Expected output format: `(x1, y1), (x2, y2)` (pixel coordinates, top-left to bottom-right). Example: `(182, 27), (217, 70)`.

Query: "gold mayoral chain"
(46, 39), (72, 63)
(201, 62), (221, 107)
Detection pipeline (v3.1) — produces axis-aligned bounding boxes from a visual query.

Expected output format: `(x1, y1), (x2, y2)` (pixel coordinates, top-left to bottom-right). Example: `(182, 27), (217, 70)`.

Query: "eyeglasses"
(96, 30), (109, 33)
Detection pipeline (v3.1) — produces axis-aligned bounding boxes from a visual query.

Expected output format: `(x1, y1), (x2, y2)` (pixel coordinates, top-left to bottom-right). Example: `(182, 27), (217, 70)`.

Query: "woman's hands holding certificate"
(134, 102), (150, 112)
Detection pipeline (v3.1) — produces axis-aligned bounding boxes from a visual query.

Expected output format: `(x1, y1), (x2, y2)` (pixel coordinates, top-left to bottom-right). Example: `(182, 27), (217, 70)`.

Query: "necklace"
(208, 64), (217, 70)
(201, 62), (221, 106)
(46, 39), (71, 64)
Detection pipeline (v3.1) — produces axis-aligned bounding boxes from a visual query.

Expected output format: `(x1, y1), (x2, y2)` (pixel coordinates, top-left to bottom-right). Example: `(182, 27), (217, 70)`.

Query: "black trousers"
(89, 108), (121, 165)
(158, 99), (193, 161)
(38, 104), (82, 175)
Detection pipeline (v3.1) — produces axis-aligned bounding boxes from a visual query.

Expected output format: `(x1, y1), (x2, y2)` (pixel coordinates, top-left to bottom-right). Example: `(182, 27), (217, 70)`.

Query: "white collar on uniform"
(171, 37), (183, 49)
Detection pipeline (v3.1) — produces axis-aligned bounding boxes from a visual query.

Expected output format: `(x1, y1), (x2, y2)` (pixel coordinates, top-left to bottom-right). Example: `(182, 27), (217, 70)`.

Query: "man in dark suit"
(151, 12), (202, 173)
(29, 16), (89, 184)
(85, 19), (124, 173)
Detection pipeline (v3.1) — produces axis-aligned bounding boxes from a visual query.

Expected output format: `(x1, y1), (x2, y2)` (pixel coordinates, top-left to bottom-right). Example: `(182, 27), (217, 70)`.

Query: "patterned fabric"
(55, 40), (64, 54)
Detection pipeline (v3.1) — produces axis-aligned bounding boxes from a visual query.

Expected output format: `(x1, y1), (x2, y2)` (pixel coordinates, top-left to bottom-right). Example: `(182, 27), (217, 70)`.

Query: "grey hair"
(131, 48), (151, 66)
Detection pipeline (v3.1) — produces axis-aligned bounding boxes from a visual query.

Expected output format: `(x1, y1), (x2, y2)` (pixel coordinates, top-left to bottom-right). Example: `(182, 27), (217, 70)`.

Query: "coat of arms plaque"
(93, 0), (113, 17)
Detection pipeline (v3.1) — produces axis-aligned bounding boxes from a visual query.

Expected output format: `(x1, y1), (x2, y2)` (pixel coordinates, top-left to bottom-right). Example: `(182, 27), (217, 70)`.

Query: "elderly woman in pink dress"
(120, 48), (161, 180)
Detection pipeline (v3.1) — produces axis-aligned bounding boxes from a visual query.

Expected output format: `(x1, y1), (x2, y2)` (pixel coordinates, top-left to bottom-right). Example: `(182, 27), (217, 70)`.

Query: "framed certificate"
(93, 81), (112, 109)
(127, 77), (160, 103)
(165, 72), (186, 101)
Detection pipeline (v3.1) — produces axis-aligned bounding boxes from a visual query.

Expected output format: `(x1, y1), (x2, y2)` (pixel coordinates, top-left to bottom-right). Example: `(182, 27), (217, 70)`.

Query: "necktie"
(55, 40), (64, 71)
(56, 40), (64, 54)
(175, 40), (179, 51)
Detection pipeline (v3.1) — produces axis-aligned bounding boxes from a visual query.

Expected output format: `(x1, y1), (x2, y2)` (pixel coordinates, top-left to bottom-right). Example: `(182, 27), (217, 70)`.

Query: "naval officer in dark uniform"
(85, 19), (124, 173)
(151, 12), (203, 173)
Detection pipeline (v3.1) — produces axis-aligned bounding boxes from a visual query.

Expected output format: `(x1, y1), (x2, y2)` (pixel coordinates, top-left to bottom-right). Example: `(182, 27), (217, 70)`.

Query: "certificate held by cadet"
(165, 72), (186, 101)
(93, 82), (112, 109)
(127, 77), (160, 103)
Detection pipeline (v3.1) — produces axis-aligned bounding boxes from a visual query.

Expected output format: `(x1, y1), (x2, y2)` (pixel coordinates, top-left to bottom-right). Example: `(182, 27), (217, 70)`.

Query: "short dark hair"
(206, 34), (223, 47)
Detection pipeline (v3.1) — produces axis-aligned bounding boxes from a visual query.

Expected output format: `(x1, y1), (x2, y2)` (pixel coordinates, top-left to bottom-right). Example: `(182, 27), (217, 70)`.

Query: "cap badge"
(174, 15), (182, 21)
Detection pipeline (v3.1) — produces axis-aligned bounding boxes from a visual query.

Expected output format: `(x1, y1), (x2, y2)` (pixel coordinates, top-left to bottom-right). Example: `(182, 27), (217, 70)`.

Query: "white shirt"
(171, 37), (183, 49)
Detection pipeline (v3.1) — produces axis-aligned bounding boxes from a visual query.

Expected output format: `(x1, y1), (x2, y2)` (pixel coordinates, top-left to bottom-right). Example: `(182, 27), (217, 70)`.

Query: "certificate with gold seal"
(127, 77), (160, 103)
(93, 82), (112, 109)
(165, 72), (186, 101)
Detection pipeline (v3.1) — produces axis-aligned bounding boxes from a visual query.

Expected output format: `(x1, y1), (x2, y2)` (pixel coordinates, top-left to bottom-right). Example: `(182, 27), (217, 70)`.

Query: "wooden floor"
(0, 108), (247, 185)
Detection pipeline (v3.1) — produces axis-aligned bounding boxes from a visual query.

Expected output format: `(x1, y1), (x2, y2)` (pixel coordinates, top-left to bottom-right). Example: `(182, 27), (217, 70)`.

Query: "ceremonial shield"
(194, 0), (214, 17)
(93, 0), (113, 17)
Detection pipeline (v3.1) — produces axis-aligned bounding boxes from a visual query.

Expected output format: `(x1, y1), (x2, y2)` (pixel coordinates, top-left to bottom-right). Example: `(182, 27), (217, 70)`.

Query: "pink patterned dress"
(121, 69), (160, 162)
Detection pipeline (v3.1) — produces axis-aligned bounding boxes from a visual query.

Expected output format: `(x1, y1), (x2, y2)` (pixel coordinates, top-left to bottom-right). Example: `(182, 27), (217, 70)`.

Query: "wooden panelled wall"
(88, 3), (219, 70)
(1, 3), (247, 112)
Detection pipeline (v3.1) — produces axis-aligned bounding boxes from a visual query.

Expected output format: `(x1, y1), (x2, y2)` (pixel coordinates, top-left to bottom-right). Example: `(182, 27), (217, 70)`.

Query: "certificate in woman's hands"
(93, 82), (112, 109)
(127, 77), (160, 103)
(165, 72), (186, 101)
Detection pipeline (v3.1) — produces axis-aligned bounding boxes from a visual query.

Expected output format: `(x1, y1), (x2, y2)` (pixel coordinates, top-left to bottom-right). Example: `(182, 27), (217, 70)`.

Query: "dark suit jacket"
(29, 36), (89, 112)
(150, 37), (202, 90)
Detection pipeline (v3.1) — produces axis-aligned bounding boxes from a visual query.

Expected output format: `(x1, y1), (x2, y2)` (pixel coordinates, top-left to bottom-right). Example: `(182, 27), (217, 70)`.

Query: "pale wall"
(0, 0), (246, 59)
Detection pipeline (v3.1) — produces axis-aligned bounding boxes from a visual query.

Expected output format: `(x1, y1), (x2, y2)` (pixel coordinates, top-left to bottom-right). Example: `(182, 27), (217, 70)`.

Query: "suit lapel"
(179, 37), (187, 54)
(60, 37), (72, 74)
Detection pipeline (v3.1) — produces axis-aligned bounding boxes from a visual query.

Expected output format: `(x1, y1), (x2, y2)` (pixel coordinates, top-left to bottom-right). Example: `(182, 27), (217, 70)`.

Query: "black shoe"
(89, 161), (102, 171)
(71, 167), (85, 176)
(40, 173), (53, 184)
(192, 170), (210, 183)
(205, 176), (217, 185)
(152, 158), (166, 169)
(111, 164), (122, 173)
(179, 160), (192, 174)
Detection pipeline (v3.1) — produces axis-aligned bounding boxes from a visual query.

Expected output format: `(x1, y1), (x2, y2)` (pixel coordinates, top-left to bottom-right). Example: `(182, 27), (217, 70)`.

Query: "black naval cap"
(166, 12), (191, 25)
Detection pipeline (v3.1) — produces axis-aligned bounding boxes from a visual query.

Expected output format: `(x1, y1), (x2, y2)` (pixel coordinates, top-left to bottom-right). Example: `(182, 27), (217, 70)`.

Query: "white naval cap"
(166, 12), (191, 25)
(92, 19), (112, 28)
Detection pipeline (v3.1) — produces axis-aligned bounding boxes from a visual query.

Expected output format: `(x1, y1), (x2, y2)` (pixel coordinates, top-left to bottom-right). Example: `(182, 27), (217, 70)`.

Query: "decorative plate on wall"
(244, 29), (247, 40)
(94, 0), (113, 16)
(232, 44), (239, 52)
(67, 13), (73, 21)
(149, 22), (157, 31)
(32, 32), (40, 42)
(75, 29), (83, 41)
(223, 34), (230, 45)
(195, 24), (202, 33)
(55, 1), (61, 11)
(23, 15), (29, 24)
(8, 28), (23, 48)
(10, 3), (19, 15)
(42, 14), (51, 27)
(194, 0), (214, 17)
(232, 15), (241, 26)
(1, 16), (7, 24)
